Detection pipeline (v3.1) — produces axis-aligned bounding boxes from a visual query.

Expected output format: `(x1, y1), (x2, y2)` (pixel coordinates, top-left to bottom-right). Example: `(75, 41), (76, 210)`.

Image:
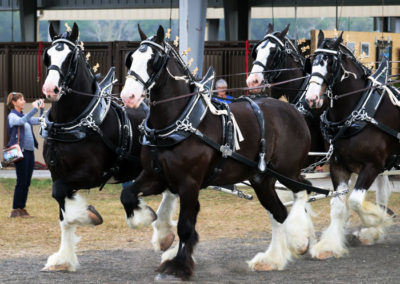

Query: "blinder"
(43, 47), (50, 66)
(251, 40), (263, 60)
(125, 50), (134, 69)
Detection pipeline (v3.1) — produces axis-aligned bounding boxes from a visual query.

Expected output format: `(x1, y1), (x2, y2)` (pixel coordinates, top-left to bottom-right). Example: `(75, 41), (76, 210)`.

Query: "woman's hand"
(32, 99), (45, 109)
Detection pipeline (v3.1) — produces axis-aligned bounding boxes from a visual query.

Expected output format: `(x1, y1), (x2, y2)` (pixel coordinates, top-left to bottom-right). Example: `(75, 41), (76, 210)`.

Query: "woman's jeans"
(12, 150), (34, 209)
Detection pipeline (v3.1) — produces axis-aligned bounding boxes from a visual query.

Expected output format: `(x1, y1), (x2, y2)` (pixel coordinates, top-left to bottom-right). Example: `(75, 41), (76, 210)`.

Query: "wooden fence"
(0, 41), (251, 101)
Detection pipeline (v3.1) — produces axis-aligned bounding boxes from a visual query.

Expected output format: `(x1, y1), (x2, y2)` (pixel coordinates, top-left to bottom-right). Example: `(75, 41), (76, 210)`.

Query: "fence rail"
(0, 41), (252, 101)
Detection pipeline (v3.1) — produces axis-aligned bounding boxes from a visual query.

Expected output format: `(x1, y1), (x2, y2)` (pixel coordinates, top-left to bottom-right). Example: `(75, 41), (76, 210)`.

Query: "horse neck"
(148, 61), (192, 129)
(328, 59), (368, 122)
(270, 56), (304, 102)
(50, 57), (96, 123)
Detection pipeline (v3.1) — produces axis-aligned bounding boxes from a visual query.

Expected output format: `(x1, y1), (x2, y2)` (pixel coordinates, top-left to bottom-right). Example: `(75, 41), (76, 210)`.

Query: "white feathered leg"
(310, 182), (349, 259)
(349, 176), (393, 245)
(248, 213), (292, 271)
(126, 198), (157, 229)
(43, 193), (92, 271)
(152, 190), (178, 251)
(284, 191), (315, 256)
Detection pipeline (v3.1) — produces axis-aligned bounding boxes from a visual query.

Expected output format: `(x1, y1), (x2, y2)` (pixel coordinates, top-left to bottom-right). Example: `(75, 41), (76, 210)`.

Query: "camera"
(37, 100), (44, 107)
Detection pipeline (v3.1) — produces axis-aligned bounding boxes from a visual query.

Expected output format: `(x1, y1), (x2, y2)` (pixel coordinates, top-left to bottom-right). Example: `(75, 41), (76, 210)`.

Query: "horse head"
(121, 25), (170, 109)
(246, 24), (290, 93)
(305, 30), (344, 108)
(42, 22), (81, 102)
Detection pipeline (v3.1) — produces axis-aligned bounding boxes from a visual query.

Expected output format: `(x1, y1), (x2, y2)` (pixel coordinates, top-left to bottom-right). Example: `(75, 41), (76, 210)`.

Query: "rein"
(332, 79), (400, 100)
(149, 75), (308, 106)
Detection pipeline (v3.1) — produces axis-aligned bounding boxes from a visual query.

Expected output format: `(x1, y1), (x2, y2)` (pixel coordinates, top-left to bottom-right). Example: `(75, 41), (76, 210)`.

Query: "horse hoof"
(88, 205), (103, 226)
(386, 207), (396, 218)
(154, 273), (182, 282)
(359, 237), (373, 246)
(41, 264), (69, 272)
(315, 251), (334, 260)
(253, 263), (275, 271)
(146, 205), (158, 222)
(297, 238), (310, 256)
(160, 233), (175, 251)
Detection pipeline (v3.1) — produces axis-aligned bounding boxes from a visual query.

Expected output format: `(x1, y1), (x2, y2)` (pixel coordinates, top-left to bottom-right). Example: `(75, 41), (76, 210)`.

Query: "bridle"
(252, 32), (305, 83)
(310, 47), (342, 90)
(44, 38), (82, 96)
(125, 38), (196, 102)
(308, 44), (345, 108)
(125, 39), (170, 97)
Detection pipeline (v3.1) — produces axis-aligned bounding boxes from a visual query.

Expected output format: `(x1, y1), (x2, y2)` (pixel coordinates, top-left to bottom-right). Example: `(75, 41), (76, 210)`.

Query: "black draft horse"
(305, 30), (395, 259)
(120, 25), (315, 280)
(247, 23), (326, 169)
(40, 23), (158, 271)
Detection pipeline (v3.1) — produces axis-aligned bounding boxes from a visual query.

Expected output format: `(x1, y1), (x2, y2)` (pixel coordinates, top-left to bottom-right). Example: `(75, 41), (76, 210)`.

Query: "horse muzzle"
(43, 84), (61, 102)
(121, 93), (144, 109)
(246, 74), (263, 93)
(306, 97), (324, 109)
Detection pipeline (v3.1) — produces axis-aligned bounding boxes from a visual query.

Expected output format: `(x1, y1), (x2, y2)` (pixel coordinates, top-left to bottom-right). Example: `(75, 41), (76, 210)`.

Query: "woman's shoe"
(10, 209), (22, 218)
(20, 208), (33, 218)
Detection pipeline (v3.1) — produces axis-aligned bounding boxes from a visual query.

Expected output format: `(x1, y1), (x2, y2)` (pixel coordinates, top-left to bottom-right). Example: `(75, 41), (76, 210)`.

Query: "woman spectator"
(6, 92), (44, 218)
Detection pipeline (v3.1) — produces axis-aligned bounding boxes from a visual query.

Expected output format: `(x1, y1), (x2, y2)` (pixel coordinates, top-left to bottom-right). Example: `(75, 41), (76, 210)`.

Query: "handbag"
(3, 127), (24, 163)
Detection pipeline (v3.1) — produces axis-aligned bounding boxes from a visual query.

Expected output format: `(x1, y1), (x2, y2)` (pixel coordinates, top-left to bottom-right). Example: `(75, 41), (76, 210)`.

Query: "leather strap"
(193, 129), (329, 195)
(17, 127), (20, 144)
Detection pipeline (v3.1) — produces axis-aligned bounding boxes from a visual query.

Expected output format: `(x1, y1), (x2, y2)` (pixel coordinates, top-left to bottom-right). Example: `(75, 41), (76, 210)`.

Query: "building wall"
(310, 29), (400, 74)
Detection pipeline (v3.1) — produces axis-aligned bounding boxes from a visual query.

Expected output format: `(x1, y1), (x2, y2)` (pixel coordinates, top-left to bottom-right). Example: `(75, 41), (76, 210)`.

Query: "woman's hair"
(6, 92), (24, 110)
(215, 79), (228, 89)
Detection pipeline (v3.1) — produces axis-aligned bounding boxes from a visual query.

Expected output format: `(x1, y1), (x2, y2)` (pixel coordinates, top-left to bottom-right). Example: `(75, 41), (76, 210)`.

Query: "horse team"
(39, 22), (396, 280)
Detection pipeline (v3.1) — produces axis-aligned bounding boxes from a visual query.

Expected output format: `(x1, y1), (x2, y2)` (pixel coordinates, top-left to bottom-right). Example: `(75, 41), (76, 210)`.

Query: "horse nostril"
(54, 87), (59, 94)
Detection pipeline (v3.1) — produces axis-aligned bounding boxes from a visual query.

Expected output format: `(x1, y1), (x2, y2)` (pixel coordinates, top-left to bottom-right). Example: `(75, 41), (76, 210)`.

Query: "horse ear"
(317, 30), (324, 47)
(266, 23), (274, 34)
(279, 24), (290, 38)
(70, 22), (79, 42)
(125, 50), (134, 69)
(333, 32), (344, 49)
(138, 24), (147, 41)
(49, 23), (57, 41)
(155, 25), (165, 44)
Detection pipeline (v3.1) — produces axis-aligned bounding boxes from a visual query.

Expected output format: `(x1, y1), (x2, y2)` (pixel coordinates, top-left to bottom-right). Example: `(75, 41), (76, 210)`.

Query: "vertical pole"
(336, 0), (338, 30)
(245, 40), (250, 96)
(179, 0), (207, 75)
(294, 0), (298, 40)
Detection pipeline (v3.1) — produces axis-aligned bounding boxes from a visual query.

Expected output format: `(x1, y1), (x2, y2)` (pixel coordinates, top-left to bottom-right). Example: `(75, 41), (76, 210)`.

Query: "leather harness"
(40, 67), (139, 189)
(133, 38), (329, 194)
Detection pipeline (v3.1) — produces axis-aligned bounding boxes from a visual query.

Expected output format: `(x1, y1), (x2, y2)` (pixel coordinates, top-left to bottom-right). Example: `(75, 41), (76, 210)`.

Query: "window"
(360, 42), (370, 58)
